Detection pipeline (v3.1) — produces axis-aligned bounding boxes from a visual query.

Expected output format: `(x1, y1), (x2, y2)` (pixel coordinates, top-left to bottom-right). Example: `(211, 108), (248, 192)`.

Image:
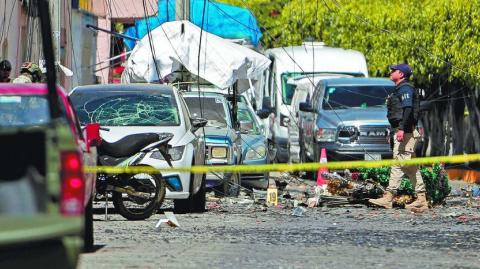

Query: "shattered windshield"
(71, 91), (180, 126)
(184, 96), (230, 128)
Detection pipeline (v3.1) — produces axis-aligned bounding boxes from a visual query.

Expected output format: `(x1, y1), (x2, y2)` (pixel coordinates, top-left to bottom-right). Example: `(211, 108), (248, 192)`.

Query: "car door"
(178, 94), (204, 193)
(303, 84), (322, 159)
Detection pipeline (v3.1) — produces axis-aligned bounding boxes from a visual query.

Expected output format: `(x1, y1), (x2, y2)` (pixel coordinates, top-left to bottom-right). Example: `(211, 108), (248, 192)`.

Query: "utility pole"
(175, 0), (190, 21)
(49, 0), (61, 71)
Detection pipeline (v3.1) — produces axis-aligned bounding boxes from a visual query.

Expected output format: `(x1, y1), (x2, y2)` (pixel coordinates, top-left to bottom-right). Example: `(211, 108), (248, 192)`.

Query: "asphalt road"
(78, 180), (480, 269)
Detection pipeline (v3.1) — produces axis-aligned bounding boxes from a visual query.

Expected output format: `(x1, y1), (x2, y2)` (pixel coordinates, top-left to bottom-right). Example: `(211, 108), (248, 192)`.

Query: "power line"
(224, 0), (383, 160)
(142, 0), (163, 82)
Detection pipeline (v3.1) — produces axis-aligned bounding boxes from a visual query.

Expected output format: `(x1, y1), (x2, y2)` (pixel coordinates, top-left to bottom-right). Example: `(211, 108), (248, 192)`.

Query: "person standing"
(0, 60), (12, 82)
(369, 63), (428, 211)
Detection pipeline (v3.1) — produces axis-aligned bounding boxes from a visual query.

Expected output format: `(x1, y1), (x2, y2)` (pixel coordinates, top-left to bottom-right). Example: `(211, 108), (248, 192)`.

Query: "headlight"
(315, 128), (336, 142)
(151, 146), (185, 161)
(211, 147), (228, 159)
(245, 145), (267, 160)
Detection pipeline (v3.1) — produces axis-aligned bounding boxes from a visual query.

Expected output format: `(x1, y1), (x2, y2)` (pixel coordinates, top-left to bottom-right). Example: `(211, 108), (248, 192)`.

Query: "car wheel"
(83, 196), (94, 252)
(112, 170), (165, 220)
(192, 173), (206, 212)
(224, 173), (241, 197)
(174, 173), (206, 214)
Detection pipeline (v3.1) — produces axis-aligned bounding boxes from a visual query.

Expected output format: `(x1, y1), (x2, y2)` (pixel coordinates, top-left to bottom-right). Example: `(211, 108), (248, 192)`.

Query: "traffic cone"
(316, 148), (328, 186)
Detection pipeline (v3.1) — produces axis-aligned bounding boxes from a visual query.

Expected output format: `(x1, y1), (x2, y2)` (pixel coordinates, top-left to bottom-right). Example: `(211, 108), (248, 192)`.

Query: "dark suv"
(299, 77), (396, 163)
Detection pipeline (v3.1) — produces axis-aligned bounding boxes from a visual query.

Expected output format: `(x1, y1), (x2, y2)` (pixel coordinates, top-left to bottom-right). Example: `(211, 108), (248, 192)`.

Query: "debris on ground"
(202, 164), (458, 213)
(292, 206), (307, 217)
(156, 211), (180, 228)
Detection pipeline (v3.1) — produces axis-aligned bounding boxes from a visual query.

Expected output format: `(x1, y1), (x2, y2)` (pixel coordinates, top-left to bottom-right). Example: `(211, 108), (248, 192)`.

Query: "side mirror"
(239, 120), (253, 134)
(299, 102), (314, 112)
(85, 123), (101, 149)
(191, 117), (208, 131)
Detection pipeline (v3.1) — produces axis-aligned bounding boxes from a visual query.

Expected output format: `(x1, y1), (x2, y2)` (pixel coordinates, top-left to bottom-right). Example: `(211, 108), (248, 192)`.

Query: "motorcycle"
(95, 129), (174, 220)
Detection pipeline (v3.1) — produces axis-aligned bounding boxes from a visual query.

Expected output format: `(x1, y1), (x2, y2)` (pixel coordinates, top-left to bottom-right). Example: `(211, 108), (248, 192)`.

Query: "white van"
(258, 42), (369, 163)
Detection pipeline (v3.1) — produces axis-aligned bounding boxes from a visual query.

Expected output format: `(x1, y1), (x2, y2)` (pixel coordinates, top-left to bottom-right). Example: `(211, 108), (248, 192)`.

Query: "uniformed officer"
(0, 60), (12, 82)
(369, 63), (427, 211)
(12, 62), (43, 83)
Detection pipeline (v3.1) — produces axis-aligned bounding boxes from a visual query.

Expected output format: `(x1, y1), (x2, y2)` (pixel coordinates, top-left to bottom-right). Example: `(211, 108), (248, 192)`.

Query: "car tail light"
(60, 151), (85, 216)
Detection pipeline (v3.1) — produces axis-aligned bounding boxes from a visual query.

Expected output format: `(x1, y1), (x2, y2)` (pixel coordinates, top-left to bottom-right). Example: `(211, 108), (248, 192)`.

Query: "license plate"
(365, 153), (382, 161)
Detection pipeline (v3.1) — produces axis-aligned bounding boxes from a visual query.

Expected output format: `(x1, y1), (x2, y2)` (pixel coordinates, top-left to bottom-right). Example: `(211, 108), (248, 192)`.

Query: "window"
(237, 107), (260, 135)
(322, 85), (395, 110)
(71, 91), (180, 126)
(184, 96), (231, 128)
(0, 95), (49, 127)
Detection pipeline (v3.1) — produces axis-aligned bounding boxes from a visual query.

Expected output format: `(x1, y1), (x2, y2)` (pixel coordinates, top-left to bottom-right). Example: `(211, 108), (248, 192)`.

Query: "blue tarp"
(123, 0), (262, 50)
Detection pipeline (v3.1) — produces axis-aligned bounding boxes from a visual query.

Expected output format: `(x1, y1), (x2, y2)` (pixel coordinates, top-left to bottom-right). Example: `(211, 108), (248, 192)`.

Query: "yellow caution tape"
(83, 153), (480, 174)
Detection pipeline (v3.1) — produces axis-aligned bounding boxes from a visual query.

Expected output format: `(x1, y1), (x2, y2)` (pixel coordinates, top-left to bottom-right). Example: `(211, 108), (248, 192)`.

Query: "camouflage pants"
(387, 129), (425, 194)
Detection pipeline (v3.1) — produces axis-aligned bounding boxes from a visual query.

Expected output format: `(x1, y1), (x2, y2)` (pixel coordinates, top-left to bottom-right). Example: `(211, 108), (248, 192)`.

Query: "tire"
(112, 170), (165, 220)
(83, 196), (94, 252)
(224, 173), (241, 197)
(174, 173), (206, 214)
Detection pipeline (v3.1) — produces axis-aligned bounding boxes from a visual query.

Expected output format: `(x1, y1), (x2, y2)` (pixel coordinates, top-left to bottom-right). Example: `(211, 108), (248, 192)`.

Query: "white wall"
(0, 1), (24, 78)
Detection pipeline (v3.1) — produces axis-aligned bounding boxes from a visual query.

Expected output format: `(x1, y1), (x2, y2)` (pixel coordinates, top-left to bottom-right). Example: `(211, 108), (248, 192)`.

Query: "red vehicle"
(0, 83), (98, 251)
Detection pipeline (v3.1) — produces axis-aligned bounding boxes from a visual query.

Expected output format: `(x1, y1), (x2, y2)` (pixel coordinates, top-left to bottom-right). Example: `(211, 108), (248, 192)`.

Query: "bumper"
(314, 142), (392, 162)
(240, 158), (268, 181)
(143, 152), (193, 200)
(206, 172), (233, 188)
(205, 157), (234, 188)
(161, 171), (191, 199)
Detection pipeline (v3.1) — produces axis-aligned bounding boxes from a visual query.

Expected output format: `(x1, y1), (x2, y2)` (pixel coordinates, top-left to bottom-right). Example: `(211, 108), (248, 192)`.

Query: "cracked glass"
(71, 91), (180, 126)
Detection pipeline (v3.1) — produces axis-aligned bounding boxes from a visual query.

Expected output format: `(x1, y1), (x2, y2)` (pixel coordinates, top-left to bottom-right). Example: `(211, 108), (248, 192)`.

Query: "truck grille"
(338, 125), (389, 144)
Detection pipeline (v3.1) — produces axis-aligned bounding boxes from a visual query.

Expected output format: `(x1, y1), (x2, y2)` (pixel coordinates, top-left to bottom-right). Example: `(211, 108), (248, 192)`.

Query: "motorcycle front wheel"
(112, 169), (165, 220)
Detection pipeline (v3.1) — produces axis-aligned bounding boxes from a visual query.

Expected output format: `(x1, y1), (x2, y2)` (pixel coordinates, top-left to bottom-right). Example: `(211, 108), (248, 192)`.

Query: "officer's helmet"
(20, 62), (42, 82)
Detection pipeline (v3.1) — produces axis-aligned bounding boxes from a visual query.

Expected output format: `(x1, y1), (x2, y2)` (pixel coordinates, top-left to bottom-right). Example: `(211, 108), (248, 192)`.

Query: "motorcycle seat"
(98, 155), (129, 166)
(98, 133), (159, 158)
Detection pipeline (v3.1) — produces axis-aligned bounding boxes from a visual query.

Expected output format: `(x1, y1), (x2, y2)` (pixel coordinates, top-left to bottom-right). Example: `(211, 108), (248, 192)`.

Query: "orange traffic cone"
(316, 148), (328, 186)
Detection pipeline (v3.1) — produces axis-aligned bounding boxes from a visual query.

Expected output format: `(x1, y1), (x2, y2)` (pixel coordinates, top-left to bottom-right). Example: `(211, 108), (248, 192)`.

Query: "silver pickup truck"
(299, 77), (396, 165)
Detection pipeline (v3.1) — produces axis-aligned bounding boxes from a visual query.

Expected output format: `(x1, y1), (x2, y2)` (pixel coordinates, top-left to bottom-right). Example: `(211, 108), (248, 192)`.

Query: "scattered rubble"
(156, 211), (180, 228)
(203, 169), (473, 214)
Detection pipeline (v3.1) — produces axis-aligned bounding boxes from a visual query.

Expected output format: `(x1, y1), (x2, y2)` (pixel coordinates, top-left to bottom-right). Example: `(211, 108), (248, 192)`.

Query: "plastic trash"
(292, 207), (307, 217)
(155, 211), (180, 229)
(472, 186), (480, 197)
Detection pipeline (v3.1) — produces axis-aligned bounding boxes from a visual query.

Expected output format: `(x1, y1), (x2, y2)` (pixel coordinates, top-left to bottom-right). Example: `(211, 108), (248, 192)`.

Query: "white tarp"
(121, 20), (271, 90)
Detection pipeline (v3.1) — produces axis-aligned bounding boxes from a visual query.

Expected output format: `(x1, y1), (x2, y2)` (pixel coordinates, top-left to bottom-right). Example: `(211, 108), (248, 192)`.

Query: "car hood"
(317, 107), (389, 128)
(241, 134), (266, 155)
(203, 126), (235, 144)
(99, 126), (188, 146)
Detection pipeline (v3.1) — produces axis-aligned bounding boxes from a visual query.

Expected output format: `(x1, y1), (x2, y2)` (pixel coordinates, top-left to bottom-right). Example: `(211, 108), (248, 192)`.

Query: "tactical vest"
(386, 81), (420, 127)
